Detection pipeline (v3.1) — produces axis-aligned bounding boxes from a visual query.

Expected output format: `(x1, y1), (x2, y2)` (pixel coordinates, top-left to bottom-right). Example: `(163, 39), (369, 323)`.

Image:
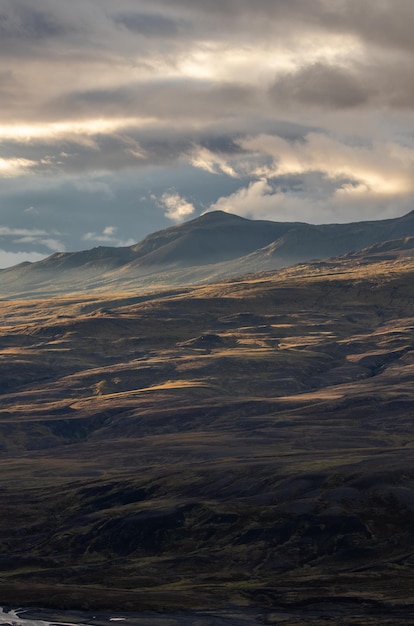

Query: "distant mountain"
(127, 210), (299, 267)
(3, 209), (414, 297)
(342, 235), (414, 261)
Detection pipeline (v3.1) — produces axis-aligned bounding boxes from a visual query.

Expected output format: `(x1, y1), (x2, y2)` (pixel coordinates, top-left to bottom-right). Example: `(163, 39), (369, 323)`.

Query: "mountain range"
(3, 209), (414, 297)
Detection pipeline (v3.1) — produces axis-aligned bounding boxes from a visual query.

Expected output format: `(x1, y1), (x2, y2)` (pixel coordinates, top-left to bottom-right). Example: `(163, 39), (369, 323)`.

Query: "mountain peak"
(193, 210), (249, 225)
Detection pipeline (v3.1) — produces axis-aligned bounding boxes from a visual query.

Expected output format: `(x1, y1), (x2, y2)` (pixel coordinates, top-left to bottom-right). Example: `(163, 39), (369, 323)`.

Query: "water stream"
(0, 606), (266, 626)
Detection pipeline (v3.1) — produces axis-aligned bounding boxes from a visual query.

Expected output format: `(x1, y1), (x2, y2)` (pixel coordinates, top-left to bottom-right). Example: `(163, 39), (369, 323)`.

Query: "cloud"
(50, 80), (257, 124)
(0, 157), (36, 176)
(83, 226), (135, 247)
(0, 132), (150, 177)
(210, 178), (286, 219)
(189, 146), (241, 177)
(103, 226), (116, 236)
(14, 236), (63, 251)
(158, 192), (195, 222)
(207, 130), (414, 223)
(0, 118), (275, 177)
(150, 0), (414, 55)
(209, 175), (413, 225)
(39, 238), (64, 251)
(0, 3), (68, 43)
(268, 58), (414, 111)
(1, 0), (414, 256)
(270, 63), (369, 110)
(0, 226), (49, 237)
(318, 0), (414, 55)
(241, 132), (414, 196)
(0, 226), (65, 253)
(0, 249), (46, 269)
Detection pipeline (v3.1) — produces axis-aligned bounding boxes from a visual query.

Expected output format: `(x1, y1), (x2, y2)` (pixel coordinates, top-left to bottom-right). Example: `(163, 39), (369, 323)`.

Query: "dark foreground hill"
(1, 246), (414, 623)
(3, 209), (414, 297)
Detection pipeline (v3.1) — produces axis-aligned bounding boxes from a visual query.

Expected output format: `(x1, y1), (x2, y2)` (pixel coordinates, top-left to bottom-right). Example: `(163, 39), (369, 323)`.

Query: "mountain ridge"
(3, 209), (414, 297)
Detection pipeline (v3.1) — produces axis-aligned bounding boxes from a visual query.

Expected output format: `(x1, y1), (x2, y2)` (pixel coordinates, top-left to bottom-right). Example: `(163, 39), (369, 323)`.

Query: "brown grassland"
(1, 253), (414, 624)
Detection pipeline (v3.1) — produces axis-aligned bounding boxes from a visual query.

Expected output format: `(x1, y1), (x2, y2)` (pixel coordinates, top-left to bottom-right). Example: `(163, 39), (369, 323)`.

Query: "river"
(0, 606), (268, 626)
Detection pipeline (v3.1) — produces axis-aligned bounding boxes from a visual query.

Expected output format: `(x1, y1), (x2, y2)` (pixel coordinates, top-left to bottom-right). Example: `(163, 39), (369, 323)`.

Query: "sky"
(1, 0), (414, 267)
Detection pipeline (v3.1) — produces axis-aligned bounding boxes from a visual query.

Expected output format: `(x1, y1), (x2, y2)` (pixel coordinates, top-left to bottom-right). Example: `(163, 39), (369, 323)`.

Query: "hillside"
(3, 209), (414, 297)
(1, 247), (414, 623)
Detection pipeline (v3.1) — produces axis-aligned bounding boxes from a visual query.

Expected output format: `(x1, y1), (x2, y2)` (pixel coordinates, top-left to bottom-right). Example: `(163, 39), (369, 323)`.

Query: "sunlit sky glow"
(0, 118), (158, 140)
(1, 0), (414, 266)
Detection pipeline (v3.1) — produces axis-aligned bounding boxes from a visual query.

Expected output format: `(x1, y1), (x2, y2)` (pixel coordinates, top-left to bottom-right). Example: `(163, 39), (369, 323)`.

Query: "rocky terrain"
(0, 243), (414, 623)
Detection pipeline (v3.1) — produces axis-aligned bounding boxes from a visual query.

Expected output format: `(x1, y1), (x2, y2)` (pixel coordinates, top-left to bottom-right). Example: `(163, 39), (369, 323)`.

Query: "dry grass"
(0, 257), (414, 619)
